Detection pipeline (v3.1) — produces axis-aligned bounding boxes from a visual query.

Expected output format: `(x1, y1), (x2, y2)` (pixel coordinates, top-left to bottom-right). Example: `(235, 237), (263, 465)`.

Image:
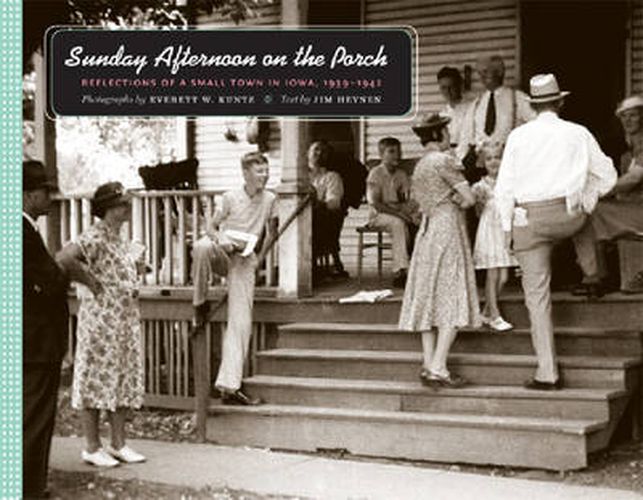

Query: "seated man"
(192, 152), (277, 405)
(573, 96), (643, 296)
(366, 137), (419, 287)
(308, 140), (347, 280)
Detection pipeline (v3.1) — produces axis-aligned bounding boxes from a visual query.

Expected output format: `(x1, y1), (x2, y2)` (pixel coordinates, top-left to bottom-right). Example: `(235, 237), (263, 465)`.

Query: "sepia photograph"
(16, 0), (643, 498)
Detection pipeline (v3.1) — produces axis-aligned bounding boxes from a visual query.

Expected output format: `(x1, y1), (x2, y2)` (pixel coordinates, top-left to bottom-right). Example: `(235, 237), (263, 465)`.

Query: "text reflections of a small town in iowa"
(47, 28), (414, 117)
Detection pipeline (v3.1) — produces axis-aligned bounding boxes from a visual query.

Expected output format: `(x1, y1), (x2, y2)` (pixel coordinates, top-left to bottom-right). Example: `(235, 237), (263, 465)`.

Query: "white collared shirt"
(495, 111), (617, 231)
(456, 86), (536, 159)
(23, 211), (39, 232)
(440, 97), (473, 147)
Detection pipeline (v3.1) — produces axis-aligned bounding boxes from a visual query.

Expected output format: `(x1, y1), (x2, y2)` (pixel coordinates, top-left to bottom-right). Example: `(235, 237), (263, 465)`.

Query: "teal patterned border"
(0, 1), (22, 498)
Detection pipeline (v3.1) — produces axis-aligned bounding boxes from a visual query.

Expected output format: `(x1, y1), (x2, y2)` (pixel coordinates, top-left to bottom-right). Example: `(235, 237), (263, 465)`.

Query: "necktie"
(484, 91), (496, 136)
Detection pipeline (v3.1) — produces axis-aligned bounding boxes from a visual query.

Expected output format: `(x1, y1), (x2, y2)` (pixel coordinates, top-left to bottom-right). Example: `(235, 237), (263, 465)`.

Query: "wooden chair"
(356, 225), (392, 284)
(618, 234), (643, 293)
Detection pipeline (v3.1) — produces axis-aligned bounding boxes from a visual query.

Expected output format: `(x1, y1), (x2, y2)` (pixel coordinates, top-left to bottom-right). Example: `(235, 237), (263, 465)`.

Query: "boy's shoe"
(488, 317), (513, 332)
(81, 448), (119, 467)
(105, 445), (146, 464)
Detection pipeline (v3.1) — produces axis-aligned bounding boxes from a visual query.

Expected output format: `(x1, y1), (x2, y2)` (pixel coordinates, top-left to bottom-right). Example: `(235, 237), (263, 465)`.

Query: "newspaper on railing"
(338, 289), (394, 304)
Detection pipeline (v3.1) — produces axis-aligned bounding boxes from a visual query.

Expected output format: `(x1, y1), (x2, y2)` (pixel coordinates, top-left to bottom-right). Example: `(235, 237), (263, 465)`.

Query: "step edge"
(278, 324), (642, 337)
(207, 404), (607, 434)
(244, 376), (628, 401)
(257, 349), (642, 368)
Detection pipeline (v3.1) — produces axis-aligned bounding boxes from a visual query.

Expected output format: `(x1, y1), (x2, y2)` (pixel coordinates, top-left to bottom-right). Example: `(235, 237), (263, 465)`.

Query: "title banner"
(47, 28), (414, 117)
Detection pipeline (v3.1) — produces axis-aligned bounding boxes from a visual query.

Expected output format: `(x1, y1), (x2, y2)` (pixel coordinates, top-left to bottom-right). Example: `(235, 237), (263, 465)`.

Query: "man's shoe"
(523, 378), (563, 391)
(221, 389), (263, 406)
(81, 448), (119, 467)
(392, 270), (407, 288)
(106, 444), (146, 463)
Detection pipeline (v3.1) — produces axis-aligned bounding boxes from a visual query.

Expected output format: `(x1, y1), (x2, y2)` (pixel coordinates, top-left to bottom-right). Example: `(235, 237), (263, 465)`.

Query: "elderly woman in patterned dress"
(399, 114), (481, 388)
(64, 182), (146, 467)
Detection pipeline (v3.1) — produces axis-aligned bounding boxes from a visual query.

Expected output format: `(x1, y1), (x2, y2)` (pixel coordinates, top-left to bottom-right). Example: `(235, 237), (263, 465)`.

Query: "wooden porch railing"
(56, 190), (279, 288)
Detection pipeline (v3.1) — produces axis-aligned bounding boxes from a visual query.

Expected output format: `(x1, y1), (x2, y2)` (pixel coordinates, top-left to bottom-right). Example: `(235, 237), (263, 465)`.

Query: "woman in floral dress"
(399, 114), (481, 388)
(67, 182), (146, 467)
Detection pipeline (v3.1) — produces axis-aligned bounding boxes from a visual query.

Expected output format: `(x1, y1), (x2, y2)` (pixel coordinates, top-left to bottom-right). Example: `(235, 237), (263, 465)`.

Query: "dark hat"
(23, 160), (56, 192)
(91, 182), (131, 217)
(412, 113), (451, 134)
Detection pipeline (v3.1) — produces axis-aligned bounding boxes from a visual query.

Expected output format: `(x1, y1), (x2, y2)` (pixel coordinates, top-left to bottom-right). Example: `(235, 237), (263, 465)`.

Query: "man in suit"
(23, 160), (70, 499)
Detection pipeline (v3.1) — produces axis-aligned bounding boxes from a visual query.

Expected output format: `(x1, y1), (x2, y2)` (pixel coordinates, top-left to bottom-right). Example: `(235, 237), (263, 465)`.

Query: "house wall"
(631, 0), (643, 94)
(194, 3), (282, 191)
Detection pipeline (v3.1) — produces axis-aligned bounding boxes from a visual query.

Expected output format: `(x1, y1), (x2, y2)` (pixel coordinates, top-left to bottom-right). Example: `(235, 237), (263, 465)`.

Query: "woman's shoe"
(420, 370), (468, 388)
(81, 448), (119, 467)
(488, 317), (513, 332)
(106, 444), (146, 463)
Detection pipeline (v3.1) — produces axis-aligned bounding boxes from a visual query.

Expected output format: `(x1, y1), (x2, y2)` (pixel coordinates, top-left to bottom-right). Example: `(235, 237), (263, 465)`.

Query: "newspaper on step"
(339, 289), (394, 304)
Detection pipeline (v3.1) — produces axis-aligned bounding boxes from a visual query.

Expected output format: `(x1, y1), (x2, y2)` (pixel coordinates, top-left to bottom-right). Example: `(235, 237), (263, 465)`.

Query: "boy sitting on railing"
(191, 152), (277, 406)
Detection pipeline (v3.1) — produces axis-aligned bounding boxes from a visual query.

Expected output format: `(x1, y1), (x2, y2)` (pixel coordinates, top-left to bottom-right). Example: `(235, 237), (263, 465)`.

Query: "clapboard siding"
(194, 3), (282, 191)
(362, 0), (518, 161)
(630, 0), (643, 94)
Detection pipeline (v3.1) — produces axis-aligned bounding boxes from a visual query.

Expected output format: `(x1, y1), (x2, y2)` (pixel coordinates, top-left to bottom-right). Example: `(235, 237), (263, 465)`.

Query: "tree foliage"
(24, 0), (270, 73)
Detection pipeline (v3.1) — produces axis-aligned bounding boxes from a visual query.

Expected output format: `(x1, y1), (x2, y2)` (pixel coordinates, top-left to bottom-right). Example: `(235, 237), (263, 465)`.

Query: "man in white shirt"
(437, 66), (473, 150)
(495, 74), (617, 390)
(457, 55), (536, 179)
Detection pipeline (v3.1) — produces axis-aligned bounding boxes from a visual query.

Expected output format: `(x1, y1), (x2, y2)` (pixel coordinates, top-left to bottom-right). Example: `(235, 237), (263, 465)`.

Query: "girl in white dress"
(472, 142), (518, 331)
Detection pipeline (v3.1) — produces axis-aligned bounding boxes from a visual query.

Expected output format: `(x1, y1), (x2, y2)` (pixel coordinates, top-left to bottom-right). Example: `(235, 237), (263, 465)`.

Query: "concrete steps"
(207, 404), (607, 471)
(243, 375), (629, 420)
(206, 322), (642, 471)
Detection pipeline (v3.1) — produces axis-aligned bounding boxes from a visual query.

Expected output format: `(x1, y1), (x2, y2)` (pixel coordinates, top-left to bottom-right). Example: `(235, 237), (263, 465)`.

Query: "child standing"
(472, 142), (518, 331)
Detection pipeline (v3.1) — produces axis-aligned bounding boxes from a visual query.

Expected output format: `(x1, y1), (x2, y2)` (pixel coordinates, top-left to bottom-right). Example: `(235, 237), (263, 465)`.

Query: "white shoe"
(106, 444), (146, 463)
(81, 448), (119, 467)
(488, 317), (513, 332)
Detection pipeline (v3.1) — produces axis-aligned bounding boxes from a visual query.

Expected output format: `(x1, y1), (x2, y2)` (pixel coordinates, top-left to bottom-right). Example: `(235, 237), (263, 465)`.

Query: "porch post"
(33, 52), (61, 253)
(278, 0), (313, 298)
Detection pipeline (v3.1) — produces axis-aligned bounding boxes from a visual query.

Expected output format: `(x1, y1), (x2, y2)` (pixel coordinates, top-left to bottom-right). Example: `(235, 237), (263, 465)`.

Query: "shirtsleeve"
(494, 133), (518, 232)
(325, 171), (344, 206)
(366, 168), (381, 206)
(585, 128), (617, 197)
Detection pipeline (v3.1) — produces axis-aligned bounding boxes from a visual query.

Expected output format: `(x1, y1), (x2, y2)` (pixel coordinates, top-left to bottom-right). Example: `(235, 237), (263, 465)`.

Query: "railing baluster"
(143, 197), (151, 286)
(60, 200), (69, 245)
(154, 320), (160, 394)
(151, 197), (160, 285)
(81, 198), (92, 233)
(178, 197), (187, 285)
(163, 197), (173, 285)
(182, 321), (189, 397)
(192, 196), (199, 241)
(70, 199), (80, 242)
(162, 320), (170, 396)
